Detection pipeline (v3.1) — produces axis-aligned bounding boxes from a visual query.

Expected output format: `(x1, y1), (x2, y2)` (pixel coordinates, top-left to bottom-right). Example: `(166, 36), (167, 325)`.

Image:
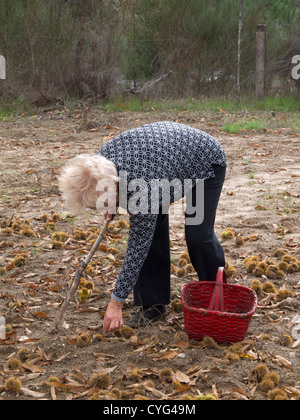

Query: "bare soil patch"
(0, 108), (299, 400)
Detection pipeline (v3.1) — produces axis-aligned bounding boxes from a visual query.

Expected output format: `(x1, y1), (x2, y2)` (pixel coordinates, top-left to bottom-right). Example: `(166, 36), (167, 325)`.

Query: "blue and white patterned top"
(98, 121), (227, 302)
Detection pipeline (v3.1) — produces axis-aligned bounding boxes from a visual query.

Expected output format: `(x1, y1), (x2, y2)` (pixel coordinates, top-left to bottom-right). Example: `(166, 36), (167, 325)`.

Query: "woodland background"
(0, 0), (300, 104)
(1, 0), (300, 402)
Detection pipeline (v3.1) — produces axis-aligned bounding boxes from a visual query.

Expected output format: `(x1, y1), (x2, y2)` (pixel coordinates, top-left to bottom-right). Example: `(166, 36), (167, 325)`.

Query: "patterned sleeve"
(111, 213), (158, 303)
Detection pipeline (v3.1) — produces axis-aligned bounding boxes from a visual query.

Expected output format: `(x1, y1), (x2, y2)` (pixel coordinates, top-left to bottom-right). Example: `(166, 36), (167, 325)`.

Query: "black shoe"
(128, 305), (166, 328)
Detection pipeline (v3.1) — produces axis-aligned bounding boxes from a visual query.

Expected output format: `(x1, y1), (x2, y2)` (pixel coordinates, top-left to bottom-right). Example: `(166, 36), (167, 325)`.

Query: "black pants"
(134, 165), (226, 308)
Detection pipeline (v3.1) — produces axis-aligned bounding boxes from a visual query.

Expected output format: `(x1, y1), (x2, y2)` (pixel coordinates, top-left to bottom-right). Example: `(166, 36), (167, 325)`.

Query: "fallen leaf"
(132, 343), (153, 353)
(230, 390), (248, 400)
(152, 350), (179, 361)
(272, 355), (292, 369)
(93, 352), (117, 361)
(21, 388), (45, 398)
(24, 273), (38, 279)
(33, 312), (49, 320)
(284, 386), (300, 398)
(75, 307), (99, 313)
(22, 362), (46, 374)
(168, 384), (189, 397)
(45, 382), (88, 393)
(6, 263), (15, 271)
(175, 341), (190, 351)
(292, 339), (300, 349)
(174, 370), (190, 384)
(129, 335), (138, 345)
(255, 206), (267, 211)
(55, 352), (71, 363)
(144, 386), (168, 399)
(51, 386), (57, 400)
(245, 235), (260, 242)
(19, 373), (43, 383)
(231, 387), (247, 397)
(18, 337), (40, 344)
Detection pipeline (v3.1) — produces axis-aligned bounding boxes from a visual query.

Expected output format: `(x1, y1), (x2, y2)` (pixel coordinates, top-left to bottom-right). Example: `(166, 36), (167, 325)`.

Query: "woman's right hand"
(105, 212), (113, 221)
(104, 210), (118, 222)
(103, 299), (124, 335)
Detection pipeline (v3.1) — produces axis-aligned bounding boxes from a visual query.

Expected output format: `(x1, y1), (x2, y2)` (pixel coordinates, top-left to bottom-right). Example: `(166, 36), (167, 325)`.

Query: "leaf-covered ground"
(0, 107), (299, 400)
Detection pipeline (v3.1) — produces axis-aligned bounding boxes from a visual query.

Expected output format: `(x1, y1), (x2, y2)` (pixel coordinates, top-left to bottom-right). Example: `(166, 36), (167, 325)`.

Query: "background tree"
(0, 0), (299, 101)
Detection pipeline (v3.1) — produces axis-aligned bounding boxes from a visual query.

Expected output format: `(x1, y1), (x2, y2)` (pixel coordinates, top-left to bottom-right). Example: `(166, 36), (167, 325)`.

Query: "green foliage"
(266, 0), (300, 26)
(0, 0), (300, 100)
(222, 120), (267, 134)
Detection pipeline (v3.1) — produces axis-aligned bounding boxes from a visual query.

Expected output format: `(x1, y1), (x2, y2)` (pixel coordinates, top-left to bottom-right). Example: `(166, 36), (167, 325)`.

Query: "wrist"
(110, 298), (124, 308)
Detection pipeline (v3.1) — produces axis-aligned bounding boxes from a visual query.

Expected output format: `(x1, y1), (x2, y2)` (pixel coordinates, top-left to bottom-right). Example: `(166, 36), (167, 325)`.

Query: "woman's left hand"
(103, 299), (124, 335)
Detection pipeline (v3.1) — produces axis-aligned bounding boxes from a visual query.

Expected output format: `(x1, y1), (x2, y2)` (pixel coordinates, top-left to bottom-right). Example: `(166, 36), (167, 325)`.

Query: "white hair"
(58, 154), (119, 215)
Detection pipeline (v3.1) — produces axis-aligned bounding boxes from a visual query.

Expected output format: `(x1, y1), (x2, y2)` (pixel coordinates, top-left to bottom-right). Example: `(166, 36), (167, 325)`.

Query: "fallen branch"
(257, 293), (277, 306)
(54, 220), (110, 330)
(258, 298), (291, 310)
(125, 71), (173, 95)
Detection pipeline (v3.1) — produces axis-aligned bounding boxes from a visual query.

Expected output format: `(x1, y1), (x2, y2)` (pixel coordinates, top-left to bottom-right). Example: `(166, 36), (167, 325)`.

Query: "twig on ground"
(54, 220), (110, 330)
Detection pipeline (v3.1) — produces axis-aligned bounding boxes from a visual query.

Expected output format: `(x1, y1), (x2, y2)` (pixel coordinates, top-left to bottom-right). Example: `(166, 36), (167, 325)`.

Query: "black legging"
(134, 165), (226, 308)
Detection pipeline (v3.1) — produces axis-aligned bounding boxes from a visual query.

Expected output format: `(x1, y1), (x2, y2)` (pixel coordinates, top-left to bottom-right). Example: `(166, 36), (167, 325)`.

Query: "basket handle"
(208, 267), (226, 312)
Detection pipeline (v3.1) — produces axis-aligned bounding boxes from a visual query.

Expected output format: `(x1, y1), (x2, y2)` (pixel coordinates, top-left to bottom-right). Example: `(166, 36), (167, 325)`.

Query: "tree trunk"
(74, 0), (88, 74)
(237, 0), (244, 101)
(296, 80), (300, 99)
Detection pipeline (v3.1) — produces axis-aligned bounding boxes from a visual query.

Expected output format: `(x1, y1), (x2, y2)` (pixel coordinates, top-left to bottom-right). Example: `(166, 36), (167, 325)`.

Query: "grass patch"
(0, 103), (15, 120)
(222, 120), (267, 134)
(101, 97), (242, 113)
(1, 94), (300, 123)
(253, 96), (300, 112)
(101, 95), (300, 114)
(0, 96), (35, 120)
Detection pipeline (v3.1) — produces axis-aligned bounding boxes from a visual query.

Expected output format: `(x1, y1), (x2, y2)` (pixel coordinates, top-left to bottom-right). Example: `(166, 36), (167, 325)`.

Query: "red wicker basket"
(182, 268), (258, 343)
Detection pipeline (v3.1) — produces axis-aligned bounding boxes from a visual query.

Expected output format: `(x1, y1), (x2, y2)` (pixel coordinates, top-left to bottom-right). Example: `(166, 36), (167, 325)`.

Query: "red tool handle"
(208, 268), (226, 312)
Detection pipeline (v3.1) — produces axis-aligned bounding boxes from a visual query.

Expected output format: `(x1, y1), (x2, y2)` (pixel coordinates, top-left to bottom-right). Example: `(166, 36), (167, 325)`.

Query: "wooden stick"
(54, 220), (110, 330)
(124, 70), (173, 94)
